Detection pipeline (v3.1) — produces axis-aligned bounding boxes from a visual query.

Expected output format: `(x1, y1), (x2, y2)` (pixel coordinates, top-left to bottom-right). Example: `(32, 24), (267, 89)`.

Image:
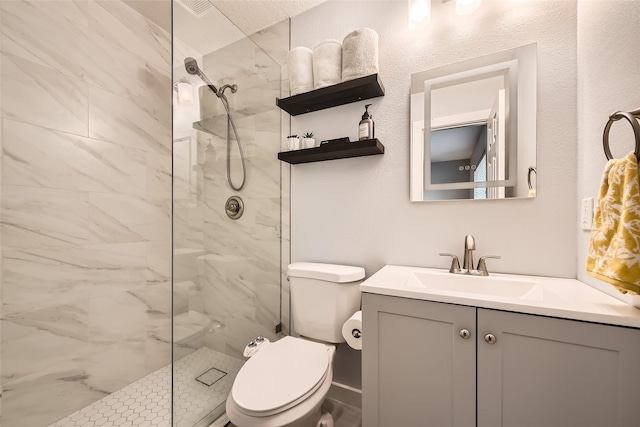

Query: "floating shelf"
(276, 74), (385, 116)
(277, 138), (384, 164)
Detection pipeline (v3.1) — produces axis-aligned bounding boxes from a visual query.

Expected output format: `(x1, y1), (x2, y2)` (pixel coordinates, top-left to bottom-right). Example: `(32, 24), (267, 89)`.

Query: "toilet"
(226, 262), (364, 427)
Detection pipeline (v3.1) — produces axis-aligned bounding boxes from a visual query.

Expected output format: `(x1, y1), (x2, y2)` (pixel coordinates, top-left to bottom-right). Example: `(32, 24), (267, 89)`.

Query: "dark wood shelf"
(277, 138), (384, 164)
(276, 74), (385, 116)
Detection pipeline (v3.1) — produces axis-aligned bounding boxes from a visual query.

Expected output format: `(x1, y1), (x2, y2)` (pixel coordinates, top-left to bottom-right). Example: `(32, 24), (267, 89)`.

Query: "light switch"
(581, 197), (594, 230)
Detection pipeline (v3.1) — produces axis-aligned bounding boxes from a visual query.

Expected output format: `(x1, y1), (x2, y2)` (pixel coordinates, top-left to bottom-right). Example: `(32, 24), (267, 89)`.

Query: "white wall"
(576, 1), (640, 303)
(290, 0), (577, 388)
(291, 1), (577, 281)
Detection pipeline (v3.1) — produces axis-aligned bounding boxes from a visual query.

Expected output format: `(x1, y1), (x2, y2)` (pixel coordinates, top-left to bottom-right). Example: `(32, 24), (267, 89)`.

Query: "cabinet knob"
(459, 329), (471, 339)
(484, 333), (497, 344)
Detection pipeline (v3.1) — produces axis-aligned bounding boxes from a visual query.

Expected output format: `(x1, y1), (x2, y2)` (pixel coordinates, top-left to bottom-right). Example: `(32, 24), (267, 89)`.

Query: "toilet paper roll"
(342, 311), (362, 350)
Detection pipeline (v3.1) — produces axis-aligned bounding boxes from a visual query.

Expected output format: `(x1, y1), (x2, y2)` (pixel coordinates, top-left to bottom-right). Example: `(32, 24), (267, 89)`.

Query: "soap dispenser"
(358, 104), (374, 141)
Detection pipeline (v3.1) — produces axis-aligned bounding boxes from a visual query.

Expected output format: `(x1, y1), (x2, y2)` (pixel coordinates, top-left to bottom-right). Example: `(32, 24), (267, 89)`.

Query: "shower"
(185, 57), (246, 191)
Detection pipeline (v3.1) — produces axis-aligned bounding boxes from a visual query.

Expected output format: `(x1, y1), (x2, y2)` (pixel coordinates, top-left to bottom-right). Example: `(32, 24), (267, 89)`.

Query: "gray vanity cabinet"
(477, 308), (640, 427)
(361, 293), (476, 427)
(362, 293), (640, 427)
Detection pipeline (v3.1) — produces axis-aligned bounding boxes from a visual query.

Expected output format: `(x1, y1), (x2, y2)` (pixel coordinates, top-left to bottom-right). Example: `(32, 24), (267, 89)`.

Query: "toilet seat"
(231, 336), (330, 417)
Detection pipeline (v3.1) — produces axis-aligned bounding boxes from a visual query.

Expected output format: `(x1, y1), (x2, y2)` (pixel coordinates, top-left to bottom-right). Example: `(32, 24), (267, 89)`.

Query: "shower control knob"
(225, 196), (244, 220)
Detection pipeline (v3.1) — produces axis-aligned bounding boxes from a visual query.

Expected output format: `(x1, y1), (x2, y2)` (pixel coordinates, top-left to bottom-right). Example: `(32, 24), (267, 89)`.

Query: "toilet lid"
(231, 336), (329, 416)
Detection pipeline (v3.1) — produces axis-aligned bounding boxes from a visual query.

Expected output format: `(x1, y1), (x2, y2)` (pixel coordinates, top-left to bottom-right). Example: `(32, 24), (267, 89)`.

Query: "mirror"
(410, 43), (537, 201)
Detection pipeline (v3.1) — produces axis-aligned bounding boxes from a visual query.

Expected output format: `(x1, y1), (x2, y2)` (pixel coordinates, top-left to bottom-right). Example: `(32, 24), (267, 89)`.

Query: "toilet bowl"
(225, 336), (336, 427)
(226, 263), (364, 427)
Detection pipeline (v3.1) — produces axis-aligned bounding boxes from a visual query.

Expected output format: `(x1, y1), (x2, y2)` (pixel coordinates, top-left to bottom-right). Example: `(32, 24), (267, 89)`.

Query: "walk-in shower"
(172, 8), (288, 427)
(185, 57), (246, 191)
(0, 1), (287, 426)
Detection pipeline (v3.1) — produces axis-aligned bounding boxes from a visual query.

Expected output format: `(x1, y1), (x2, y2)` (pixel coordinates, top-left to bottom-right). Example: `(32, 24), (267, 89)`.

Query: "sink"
(359, 266), (640, 328)
(406, 270), (555, 302)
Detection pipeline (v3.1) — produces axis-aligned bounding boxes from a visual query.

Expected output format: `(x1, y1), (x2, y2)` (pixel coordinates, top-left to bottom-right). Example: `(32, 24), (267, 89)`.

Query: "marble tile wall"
(249, 18), (292, 337)
(172, 18), (289, 361)
(0, 1), (171, 426)
(199, 44), (281, 359)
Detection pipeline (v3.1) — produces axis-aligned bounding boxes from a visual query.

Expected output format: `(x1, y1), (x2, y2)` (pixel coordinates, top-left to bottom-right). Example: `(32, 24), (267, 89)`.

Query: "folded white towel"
(342, 27), (379, 82)
(313, 39), (342, 89)
(287, 47), (314, 96)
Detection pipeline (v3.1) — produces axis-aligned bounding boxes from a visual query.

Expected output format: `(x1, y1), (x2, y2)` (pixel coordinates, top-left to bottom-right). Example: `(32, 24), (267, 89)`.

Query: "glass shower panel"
(172, 3), (284, 426)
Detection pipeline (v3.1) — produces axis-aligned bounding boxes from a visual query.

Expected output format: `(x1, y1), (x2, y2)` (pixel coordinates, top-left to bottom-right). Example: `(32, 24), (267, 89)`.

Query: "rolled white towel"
(342, 27), (379, 82)
(287, 46), (314, 96)
(313, 39), (342, 89)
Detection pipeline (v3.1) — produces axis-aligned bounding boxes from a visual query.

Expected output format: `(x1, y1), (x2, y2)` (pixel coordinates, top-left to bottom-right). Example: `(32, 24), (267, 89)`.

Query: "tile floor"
(46, 346), (362, 427)
(48, 347), (243, 427)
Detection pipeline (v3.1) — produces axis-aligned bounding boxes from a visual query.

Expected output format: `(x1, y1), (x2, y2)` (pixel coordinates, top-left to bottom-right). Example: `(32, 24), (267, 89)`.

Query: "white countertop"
(360, 265), (640, 329)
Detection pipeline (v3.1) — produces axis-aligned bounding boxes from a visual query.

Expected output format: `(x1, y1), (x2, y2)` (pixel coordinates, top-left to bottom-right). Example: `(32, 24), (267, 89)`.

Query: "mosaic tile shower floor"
(48, 348), (243, 427)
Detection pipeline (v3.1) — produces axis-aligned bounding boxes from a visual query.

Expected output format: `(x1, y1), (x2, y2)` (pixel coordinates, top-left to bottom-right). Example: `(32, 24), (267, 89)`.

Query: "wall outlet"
(581, 197), (594, 230)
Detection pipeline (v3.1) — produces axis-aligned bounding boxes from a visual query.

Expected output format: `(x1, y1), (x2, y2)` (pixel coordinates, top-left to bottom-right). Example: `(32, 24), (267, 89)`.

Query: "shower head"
(184, 57), (218, 95)
(184, 57), (200, 75)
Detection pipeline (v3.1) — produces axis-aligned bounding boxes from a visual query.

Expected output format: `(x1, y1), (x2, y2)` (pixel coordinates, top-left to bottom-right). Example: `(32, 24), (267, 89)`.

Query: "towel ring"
(527, 166), (537, 190)
(602, 109), (640, 160)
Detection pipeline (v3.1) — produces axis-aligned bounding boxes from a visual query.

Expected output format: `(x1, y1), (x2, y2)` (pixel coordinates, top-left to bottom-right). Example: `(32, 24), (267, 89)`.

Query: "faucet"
(463, 235), (476, 272)
(439, 235), (501, 276)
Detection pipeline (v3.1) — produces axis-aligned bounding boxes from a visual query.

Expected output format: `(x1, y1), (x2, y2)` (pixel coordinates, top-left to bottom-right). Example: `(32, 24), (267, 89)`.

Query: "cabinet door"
(478, 309), (640, 427)
(362, 293), (476, 427)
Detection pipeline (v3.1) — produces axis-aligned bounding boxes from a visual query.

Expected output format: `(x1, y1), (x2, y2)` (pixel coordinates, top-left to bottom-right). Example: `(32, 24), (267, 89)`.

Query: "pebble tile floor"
(48, 348), (243, 427)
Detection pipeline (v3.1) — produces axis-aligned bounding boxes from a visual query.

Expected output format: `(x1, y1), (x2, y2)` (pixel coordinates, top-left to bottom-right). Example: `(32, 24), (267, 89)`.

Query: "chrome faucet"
(463, 235), (476, 272)
(440, 235), (501, 276)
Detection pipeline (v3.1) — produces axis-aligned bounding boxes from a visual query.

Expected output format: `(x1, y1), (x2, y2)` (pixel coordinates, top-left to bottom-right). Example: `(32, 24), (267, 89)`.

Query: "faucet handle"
(439, 253), (461, 273)
(476, 255), (501, 276)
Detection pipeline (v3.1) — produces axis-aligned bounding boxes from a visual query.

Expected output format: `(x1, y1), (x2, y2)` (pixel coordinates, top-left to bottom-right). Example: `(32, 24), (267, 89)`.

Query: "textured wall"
(0, 2), (171, 426)
(290, 0), (577, 388)
(576, 1), (640, 302)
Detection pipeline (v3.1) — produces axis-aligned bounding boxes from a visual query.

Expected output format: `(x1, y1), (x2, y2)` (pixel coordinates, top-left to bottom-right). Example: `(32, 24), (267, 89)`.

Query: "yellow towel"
(587, 151), (640, 295)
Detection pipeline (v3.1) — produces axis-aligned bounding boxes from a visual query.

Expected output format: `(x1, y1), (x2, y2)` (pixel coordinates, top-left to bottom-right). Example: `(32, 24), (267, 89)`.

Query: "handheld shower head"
(184, 57), (199, 75)
(184, 57), (218, 95)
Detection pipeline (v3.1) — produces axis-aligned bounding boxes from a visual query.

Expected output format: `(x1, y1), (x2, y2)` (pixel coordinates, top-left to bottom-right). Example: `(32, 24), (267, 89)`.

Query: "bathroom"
(1, 0), (639, 426)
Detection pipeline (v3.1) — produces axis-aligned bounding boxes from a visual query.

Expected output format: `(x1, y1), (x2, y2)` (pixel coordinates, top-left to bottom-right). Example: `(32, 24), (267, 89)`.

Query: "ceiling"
(125, 0), (325, 56)
(431, 124), (487, 163)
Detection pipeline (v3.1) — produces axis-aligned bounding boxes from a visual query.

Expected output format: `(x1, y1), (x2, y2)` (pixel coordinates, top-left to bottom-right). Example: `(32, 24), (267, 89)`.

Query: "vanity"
(361, 265), (640, 427)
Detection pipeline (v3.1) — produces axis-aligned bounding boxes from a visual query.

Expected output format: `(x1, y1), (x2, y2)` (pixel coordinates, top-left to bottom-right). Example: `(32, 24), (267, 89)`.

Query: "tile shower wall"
(172, 19), (288, 361)
(0, 1), (171, 426)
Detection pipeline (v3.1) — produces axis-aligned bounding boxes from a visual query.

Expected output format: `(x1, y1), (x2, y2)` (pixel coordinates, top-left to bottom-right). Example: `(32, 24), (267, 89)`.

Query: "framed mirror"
(410, 43), (537, 201)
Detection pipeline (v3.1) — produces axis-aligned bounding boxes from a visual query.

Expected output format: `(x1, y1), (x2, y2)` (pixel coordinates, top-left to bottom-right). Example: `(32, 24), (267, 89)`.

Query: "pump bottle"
(358, 104), (374, 141)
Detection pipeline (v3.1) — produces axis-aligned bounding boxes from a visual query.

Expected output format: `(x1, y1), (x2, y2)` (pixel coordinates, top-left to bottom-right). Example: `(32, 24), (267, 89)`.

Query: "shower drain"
(195, 367), (227, 387)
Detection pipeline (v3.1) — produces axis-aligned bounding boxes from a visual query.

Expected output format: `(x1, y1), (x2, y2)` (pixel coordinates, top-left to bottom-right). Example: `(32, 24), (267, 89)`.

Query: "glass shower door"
(172, 2), (286, 425)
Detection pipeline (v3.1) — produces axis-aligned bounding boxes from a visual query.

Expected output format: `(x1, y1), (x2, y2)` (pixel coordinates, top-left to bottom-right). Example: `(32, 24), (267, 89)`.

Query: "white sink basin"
(407, 270), (540, 300)
(359, 265), (640, 329)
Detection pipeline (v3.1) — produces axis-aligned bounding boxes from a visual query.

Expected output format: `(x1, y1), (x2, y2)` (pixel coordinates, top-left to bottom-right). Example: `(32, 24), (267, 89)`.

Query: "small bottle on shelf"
(358, 104), (374, 141)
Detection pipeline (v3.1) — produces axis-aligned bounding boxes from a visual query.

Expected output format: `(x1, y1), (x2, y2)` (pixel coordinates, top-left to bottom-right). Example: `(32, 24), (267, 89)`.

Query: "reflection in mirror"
(431, 123), (489, 199)
(410, 43), (537, 201)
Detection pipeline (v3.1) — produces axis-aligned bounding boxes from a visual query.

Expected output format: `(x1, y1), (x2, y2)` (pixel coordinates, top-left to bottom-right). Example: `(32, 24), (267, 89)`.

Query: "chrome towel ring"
(603, 109), (640, 160)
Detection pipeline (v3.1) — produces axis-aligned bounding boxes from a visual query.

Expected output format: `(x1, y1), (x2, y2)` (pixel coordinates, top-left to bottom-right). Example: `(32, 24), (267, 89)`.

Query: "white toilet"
(226, 262), (364, 427)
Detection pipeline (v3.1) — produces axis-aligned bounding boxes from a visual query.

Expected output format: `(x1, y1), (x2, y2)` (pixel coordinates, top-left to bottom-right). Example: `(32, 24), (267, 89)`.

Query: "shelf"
(276, 74), (385, 116)
(277, 138), (384, 164)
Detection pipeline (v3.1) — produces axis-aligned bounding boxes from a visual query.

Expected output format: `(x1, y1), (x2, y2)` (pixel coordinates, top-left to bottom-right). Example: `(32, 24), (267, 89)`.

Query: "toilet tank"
(288, 262), (364, 343)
